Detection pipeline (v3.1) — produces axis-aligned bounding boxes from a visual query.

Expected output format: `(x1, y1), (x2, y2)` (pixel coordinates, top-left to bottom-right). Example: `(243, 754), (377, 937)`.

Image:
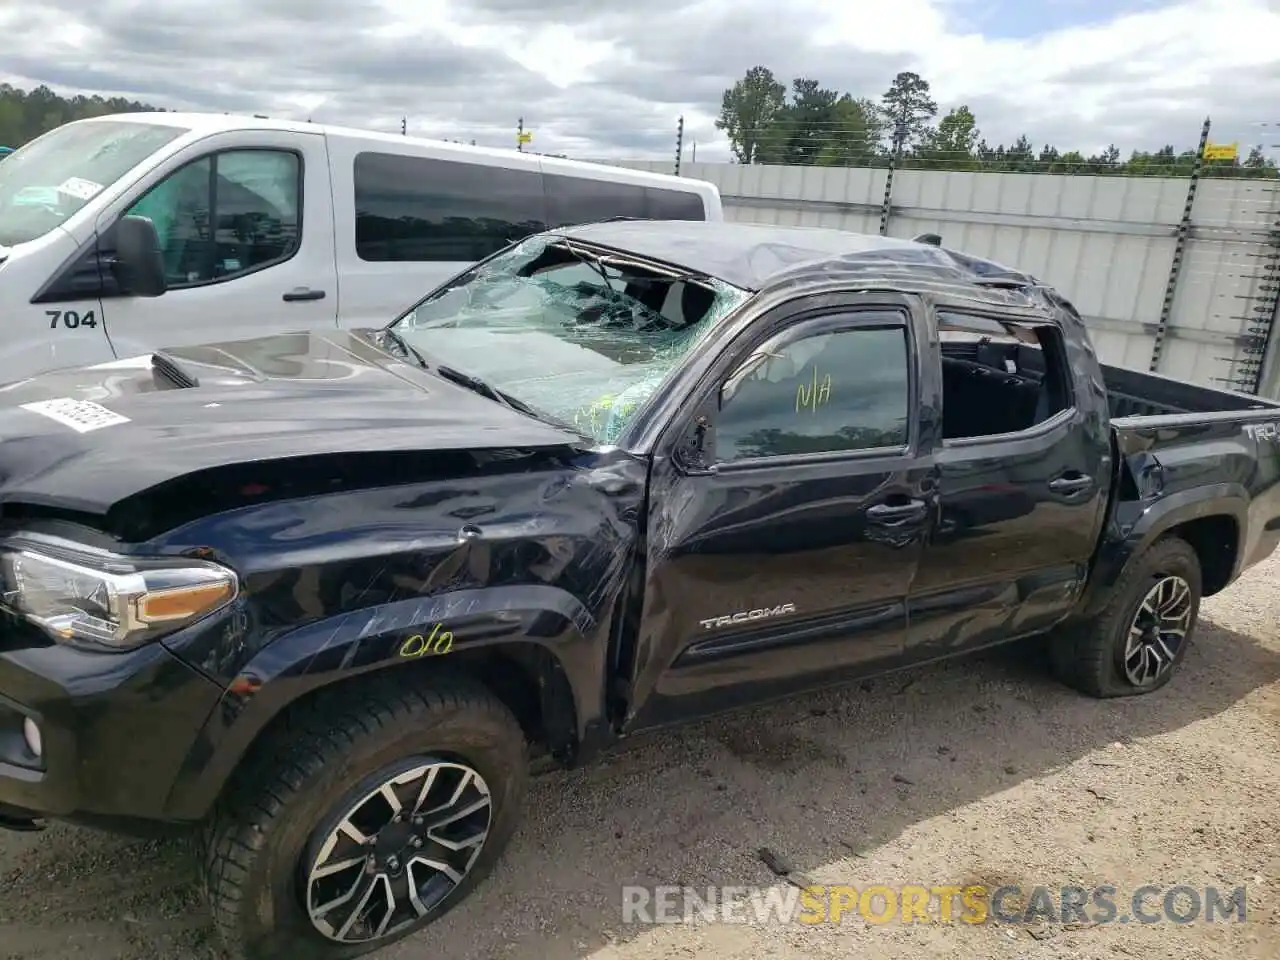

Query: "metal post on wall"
(878, 152), (897, 236)
(674, 115), (684, 176)
(1149, 115), (1211, 373)
(1230, 178), (1280, 395)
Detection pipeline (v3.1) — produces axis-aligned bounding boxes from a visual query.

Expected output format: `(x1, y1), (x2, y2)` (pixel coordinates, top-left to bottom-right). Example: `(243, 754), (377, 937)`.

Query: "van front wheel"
(202, 675), (527, 960)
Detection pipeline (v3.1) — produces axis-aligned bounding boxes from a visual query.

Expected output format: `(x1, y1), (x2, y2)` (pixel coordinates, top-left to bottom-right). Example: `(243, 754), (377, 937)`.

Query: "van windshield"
(0, 120), (187, 246)
(389, 235), (749, 443)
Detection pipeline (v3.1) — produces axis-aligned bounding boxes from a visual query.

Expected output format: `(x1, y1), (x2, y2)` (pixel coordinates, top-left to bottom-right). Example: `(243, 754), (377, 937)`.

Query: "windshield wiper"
(435, 364), (541, 418)
(379, 327), (429, 369)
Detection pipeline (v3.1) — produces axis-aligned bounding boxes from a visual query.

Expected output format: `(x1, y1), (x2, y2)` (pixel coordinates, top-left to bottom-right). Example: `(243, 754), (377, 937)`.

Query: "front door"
(623, 302), (933, 732)
(95, 131), (337, 359)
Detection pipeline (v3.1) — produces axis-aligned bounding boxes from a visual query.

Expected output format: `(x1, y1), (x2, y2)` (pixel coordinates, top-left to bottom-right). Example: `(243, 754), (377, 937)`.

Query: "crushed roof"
(554, 219), (1041, 295)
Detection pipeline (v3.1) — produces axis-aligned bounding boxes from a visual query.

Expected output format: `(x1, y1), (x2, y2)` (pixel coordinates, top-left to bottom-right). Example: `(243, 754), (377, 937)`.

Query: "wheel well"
(1164, 515), (1239, 596)
(218, 642), (578, 812)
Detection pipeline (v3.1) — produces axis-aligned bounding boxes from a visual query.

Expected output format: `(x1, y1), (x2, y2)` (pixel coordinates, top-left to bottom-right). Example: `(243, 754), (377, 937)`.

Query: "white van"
(0, 113), (723, 381)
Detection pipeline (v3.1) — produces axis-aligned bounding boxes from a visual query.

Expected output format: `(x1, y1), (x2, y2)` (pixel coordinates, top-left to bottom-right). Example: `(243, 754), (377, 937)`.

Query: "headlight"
(0, 533), (238, 651)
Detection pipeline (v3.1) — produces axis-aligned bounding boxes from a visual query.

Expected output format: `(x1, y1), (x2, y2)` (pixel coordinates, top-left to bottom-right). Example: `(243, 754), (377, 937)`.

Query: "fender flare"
(1079, 482), (1247, 617)
(162, 584), (607, 821)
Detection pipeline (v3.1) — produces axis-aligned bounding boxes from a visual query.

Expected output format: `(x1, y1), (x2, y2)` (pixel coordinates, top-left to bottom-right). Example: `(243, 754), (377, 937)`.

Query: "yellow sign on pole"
(517, 131), (532, 145)
(1203, 142), (1238, 161)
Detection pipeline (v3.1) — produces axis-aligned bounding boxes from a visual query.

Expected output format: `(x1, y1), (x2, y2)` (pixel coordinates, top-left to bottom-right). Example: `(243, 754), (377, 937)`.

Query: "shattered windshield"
(390, 235), (749, 443)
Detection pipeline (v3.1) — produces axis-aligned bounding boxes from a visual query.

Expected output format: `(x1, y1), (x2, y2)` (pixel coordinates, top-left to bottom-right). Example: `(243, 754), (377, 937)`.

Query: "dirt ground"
(2, 554), (1277, 960)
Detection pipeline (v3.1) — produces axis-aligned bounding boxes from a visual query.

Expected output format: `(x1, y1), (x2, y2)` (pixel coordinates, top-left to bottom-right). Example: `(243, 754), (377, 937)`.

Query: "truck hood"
(0, 329), (585, 516)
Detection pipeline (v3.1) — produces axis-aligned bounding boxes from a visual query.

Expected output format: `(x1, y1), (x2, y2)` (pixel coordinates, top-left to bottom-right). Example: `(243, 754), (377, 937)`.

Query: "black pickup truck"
(0, 220), (1276, 959)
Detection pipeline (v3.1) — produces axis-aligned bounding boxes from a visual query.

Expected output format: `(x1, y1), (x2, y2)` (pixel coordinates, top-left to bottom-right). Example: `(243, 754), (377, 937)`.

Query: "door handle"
(866, 500), (927, 524)
(1048, 474), (1094, 495)
(283, 287), (326, 302)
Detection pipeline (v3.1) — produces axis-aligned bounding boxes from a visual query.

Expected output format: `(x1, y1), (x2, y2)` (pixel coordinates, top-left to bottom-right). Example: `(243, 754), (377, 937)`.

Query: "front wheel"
(1049, 536), (1202, 698)
(202, 675), (528, 959)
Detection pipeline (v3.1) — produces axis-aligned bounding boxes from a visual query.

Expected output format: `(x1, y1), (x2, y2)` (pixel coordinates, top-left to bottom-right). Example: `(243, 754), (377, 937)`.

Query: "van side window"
(542, 175), (707, 226)
(644, 188), (706, 221)
(354, 153), (547, 262)
(124, 150), (301, 287)
(544, 175), (646, 226)
(936, 312), (1074, 440)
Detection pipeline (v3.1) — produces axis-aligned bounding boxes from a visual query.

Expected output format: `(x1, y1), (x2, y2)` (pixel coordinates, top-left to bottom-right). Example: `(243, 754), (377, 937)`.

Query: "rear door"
(93, 129), (337, 357)
(904, 309), (1111, 662)
(622, 295), (934, 733)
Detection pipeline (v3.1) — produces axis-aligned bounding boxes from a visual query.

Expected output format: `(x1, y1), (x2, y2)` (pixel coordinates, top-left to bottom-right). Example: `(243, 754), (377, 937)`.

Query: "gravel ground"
(1, 553), (1277, 960)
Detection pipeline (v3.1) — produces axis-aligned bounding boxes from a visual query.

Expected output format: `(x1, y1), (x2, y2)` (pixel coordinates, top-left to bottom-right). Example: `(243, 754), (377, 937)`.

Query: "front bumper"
(0, 634), (224, 833)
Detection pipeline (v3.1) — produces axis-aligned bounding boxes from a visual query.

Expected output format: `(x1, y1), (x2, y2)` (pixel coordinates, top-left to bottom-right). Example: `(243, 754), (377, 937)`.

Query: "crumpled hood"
(0, 329), (583, 515)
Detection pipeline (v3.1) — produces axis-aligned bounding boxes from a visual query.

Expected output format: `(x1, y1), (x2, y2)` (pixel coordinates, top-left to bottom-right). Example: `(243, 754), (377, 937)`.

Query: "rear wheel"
(1049, 536), (1202, 698)
(202, 674), (527, 959)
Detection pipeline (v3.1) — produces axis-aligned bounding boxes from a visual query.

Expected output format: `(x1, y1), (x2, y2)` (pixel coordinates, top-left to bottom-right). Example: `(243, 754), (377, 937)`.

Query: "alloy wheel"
(1123, 575), (1193, 687)
(303, 759), (492, 943)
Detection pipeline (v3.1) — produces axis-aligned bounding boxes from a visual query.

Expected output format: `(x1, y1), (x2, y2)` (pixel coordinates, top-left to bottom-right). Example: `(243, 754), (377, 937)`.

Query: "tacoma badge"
(699, 602), (797, 630)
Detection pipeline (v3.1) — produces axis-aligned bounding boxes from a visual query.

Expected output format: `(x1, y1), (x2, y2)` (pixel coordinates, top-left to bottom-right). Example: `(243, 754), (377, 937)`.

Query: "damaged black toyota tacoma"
(0, 219), (1277, 959)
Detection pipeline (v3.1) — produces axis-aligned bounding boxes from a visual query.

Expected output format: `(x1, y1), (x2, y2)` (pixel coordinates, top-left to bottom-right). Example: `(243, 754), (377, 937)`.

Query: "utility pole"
(517, 117), (524, 152)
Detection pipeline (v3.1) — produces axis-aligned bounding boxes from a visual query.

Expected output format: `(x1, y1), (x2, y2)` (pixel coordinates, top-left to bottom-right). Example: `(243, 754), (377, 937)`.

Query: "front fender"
(161, 584), (607, 821)
(1078, 482), (1248, 618)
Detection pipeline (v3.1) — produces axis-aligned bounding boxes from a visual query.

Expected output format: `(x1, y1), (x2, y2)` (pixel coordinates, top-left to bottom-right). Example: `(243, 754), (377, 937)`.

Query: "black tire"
(202, 673), (528, 960)
(1048, 536), (1203, 698)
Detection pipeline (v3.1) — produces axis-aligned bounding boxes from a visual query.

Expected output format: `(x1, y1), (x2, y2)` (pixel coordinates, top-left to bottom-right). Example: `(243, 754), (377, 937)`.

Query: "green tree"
(777, 77), (840, 164)
(0, 82), (162, 148)
(881, 71), (937, 155)
(714, 66), (1279, 178)
(715, 66), (787, 164)
(815, 95), (884, 167)
(918, 105), (978, 168)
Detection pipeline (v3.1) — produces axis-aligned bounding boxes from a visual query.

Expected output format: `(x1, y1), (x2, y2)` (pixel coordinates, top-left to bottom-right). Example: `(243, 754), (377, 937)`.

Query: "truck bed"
(1102, 364), (1280, 420)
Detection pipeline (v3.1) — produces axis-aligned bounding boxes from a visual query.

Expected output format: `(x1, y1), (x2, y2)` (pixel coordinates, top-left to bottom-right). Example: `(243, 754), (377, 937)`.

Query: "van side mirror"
(114, 215), (167, 298)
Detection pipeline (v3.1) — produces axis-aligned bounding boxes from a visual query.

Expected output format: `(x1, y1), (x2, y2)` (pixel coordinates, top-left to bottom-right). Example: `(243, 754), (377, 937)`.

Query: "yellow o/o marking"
(399, 623), (454, 658)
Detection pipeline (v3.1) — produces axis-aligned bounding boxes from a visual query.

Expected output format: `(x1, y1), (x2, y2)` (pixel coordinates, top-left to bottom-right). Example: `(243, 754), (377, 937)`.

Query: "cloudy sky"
(1, 0), (1278, 161)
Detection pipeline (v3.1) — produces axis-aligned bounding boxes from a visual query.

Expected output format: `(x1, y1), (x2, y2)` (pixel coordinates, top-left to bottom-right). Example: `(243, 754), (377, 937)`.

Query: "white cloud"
(0, 0), (1276, 160)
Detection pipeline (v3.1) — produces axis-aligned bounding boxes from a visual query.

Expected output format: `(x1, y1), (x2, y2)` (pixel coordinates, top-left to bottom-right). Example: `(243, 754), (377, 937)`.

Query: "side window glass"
(544, 174), (646, 227)
(354, 153), (547, 262)
(126, 157), (211, 285)
(644, 187), (706, 221)
(937, 312), (1073, 440)
(124, 149), (300, 286)
(716, 324), (910, 462)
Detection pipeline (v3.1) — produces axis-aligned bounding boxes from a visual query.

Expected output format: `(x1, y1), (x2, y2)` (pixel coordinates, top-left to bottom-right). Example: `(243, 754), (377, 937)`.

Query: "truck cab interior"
(937, 315), (1072, 440)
